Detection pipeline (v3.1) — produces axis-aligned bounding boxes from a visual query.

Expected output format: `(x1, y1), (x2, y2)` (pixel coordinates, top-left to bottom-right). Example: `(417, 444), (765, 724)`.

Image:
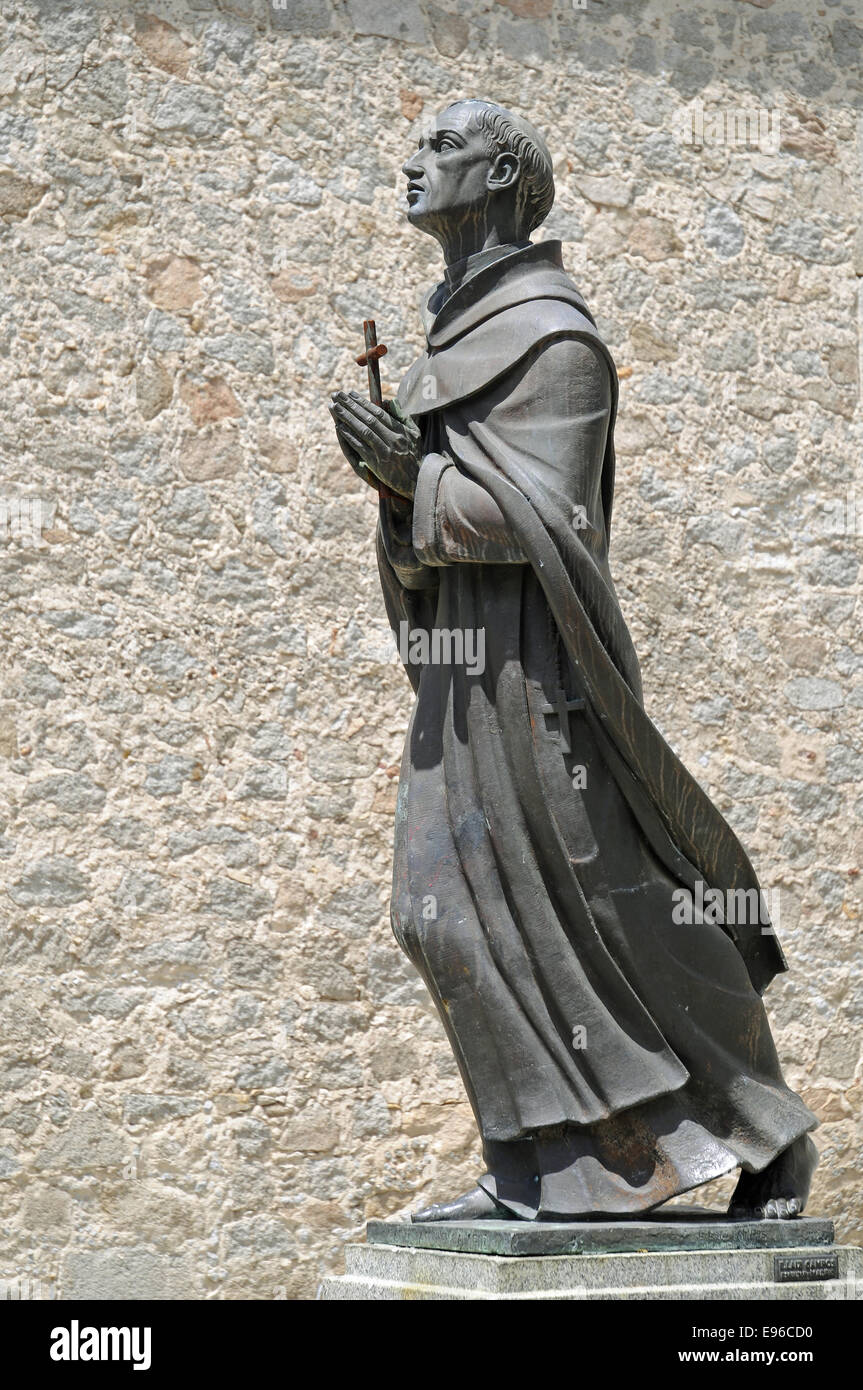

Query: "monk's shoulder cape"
(397, 240), (616, 419)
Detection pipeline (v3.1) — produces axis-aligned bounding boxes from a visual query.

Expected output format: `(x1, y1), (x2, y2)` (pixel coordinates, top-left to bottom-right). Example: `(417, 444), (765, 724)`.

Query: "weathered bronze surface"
(328, 100), (818, 1224)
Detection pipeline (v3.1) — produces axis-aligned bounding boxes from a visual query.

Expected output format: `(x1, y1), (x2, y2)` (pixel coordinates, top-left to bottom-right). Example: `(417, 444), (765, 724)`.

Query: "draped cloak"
(375, 240), (816, 1218)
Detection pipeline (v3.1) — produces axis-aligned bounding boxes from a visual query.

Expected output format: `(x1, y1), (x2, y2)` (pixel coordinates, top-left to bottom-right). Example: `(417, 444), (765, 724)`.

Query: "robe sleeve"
(412, 451), (528, 565)
(412, 335), (611, 567)
(376, 493), (436, 591)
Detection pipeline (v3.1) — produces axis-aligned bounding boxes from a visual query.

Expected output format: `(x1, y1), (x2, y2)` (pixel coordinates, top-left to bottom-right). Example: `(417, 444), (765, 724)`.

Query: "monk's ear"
(487, 151), (520, 192)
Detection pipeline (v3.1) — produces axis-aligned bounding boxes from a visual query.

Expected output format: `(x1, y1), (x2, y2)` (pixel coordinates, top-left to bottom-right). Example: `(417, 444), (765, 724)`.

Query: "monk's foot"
(727, 1134), (818, 1220)
(412, 1185), (509, 1223)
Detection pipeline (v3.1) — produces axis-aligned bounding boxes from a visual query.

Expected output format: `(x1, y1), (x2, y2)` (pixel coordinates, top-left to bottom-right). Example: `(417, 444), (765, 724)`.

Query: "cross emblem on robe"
(539, 691), (585, 756)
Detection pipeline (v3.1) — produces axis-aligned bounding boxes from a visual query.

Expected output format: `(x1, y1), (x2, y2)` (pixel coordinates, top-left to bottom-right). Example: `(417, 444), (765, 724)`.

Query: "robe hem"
(477, 1155), (740, 1222)
(476, 1108), (818, 1221)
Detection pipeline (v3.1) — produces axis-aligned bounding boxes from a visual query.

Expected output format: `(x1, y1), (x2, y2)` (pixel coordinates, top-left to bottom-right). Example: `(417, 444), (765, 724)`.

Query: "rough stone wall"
(0, 0), (860, 1300)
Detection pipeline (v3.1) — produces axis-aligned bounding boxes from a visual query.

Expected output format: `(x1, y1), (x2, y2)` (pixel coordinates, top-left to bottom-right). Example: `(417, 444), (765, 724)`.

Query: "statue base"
(317, 1208), (862, 1300)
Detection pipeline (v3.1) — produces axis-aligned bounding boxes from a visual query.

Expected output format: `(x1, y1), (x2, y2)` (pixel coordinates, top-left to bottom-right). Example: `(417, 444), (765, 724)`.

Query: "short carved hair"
(462, 100), (555, 236)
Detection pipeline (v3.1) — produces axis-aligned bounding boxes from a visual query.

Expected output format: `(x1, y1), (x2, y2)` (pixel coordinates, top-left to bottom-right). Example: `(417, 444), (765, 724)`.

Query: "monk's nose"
(402, 153), (424, 178)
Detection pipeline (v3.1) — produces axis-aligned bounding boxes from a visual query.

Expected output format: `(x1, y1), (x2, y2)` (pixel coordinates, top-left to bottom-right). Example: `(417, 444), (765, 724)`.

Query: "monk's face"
(401, 103), (496, 237)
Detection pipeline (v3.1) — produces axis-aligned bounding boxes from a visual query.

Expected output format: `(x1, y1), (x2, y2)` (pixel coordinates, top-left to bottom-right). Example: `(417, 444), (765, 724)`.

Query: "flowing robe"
(376, 240), (816, 1217)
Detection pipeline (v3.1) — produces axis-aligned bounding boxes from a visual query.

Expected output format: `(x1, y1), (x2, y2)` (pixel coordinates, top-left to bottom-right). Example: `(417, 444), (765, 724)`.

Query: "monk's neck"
(444, 240), (531, 294)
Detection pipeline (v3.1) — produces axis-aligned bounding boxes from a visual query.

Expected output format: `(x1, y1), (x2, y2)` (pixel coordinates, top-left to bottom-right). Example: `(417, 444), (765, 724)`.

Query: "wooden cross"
(539, 691), (585, 756)
(355, 319), (395, 499)
(356, 319), (388, 408)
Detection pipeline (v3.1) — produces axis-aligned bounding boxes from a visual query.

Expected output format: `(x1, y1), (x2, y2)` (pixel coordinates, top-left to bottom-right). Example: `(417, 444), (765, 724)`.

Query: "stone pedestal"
(318, 1209), (862, 1300)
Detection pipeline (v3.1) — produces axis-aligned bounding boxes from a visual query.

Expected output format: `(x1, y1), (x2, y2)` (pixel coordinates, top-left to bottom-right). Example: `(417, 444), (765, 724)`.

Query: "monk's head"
(401, 99), (555, 258)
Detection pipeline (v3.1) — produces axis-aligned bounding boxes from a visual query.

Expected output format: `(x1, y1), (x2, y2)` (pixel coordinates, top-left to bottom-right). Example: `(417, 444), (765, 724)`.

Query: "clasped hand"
(329, 390), (422, 499)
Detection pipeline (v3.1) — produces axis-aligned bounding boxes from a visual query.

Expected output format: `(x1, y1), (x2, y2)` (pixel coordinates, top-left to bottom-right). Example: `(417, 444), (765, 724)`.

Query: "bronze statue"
(329, 100), (818, 1223)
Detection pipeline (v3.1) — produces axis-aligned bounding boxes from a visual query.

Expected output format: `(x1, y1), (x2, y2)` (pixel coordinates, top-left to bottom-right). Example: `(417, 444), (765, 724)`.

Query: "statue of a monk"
(329, 99), (818, 1223)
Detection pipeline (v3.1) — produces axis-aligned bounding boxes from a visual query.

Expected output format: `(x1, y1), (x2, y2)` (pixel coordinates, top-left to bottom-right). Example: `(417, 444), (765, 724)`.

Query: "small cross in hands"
(328, 320), (422, 501)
